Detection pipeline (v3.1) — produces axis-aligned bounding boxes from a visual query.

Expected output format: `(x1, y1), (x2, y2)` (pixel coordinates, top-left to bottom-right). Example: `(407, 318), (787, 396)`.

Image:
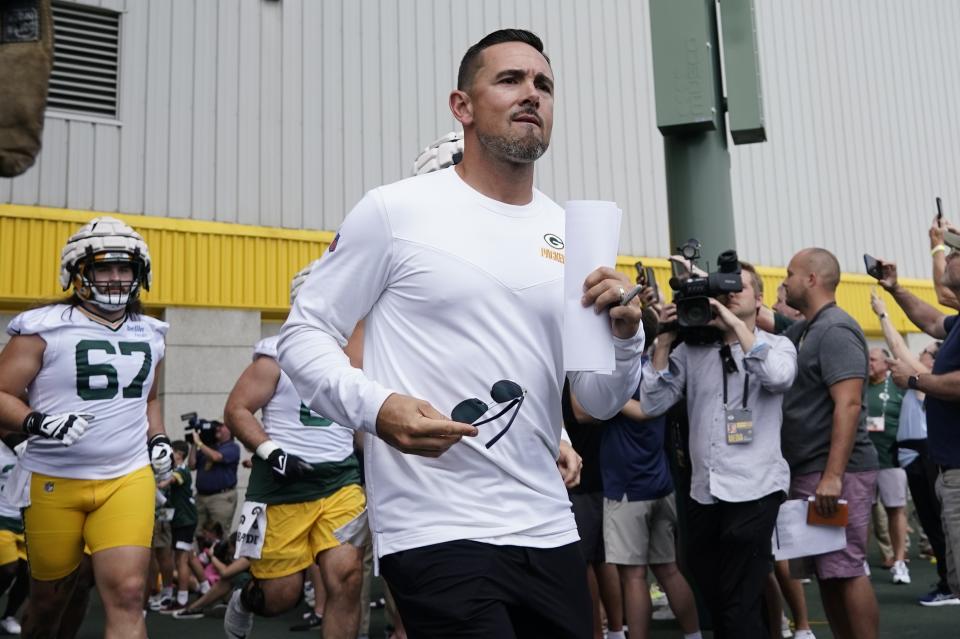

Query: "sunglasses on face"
(451, 379), (526, 449)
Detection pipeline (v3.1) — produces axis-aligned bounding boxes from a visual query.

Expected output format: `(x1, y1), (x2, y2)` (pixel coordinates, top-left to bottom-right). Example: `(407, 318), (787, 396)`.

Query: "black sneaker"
(289, 612), (323, 631)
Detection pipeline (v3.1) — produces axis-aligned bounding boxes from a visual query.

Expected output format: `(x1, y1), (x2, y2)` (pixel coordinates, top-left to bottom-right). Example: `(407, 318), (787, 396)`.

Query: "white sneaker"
(224, 590), (254, 639)
(780, 613), (793, 638)
(651, 607), (675, 620)
(891, 560), (911, 584)
(793, 629), (816, 639)
(0, 616), (21, 634)
(649, 583), (668, 608)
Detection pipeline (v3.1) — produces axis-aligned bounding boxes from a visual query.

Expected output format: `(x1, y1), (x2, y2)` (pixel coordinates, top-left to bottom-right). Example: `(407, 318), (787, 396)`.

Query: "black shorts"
(570, 491), (605, 564)
(171, 525), (196, 552)
(380, 540), (591, 639)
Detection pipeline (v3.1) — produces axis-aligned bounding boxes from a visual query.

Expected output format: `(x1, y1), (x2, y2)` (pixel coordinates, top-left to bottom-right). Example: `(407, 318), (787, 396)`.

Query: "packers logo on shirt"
(541, 233), (565, 264)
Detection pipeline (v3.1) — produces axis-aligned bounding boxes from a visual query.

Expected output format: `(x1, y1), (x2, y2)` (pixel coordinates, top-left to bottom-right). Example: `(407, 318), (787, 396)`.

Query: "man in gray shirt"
(781, 248), (879, 639)
(642, 262), (796, 638)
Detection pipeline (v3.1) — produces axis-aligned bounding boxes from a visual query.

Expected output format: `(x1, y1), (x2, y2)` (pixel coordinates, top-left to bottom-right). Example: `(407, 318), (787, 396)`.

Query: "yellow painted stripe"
(0, 205), (949, 335)
(0, 204), (335, 313)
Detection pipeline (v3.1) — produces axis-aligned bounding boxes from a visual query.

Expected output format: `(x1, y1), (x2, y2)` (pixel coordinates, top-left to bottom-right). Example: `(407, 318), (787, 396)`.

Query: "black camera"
(663, 240), (742, 344)
(180, 412), (219, 448)
(669, 240), (742, 327)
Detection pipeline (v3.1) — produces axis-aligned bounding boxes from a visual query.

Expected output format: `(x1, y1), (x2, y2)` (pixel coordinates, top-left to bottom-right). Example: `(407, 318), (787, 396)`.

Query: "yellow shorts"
(24, 464), (155, 580)
(0, 530), (26, 565)
(250, 483), (365, 580)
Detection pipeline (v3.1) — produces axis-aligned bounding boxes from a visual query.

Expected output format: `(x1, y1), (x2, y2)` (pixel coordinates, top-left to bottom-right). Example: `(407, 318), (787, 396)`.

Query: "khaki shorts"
(152, 519), (172, 549)
(876, 467), (908, 508)
(603, 493), (677, 566)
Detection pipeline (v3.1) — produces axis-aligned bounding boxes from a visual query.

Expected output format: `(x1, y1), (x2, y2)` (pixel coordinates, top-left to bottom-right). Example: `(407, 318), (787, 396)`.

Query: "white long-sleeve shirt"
(641, 329), (795, 505)
(279, 167), (643, 557)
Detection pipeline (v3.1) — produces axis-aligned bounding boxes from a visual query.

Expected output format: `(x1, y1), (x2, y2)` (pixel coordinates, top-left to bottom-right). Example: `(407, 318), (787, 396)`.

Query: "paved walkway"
(45, 543), (960, 637)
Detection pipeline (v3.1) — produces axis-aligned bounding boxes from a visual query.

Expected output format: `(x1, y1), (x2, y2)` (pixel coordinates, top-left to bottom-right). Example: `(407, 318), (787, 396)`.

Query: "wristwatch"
(907, 374), (920, 390)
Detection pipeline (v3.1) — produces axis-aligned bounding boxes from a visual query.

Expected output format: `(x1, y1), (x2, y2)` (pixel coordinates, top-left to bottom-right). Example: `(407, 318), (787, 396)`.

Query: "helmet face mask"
(61, 217), (152, 314)
(74, 251), (143, 312)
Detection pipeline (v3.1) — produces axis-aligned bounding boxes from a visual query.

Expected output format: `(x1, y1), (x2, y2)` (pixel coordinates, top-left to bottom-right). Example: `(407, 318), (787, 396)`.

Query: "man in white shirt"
(278, 28), (644, 639)
(642, 262), (797, 638)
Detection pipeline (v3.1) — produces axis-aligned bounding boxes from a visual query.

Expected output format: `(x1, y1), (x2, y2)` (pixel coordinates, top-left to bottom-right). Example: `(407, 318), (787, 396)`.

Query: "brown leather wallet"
(806, 499), (849, 527)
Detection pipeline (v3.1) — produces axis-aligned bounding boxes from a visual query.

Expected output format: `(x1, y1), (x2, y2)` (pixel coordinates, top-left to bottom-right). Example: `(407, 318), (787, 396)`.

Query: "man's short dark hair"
(172, 440), (189, 456)
(457, 29), (549, 91)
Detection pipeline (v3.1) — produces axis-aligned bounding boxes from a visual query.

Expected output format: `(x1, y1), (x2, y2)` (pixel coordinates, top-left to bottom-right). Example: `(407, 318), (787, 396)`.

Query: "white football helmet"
(289, 260), (317, 305)
(412, 131), (463, 176)
(60, 217), (152, 312)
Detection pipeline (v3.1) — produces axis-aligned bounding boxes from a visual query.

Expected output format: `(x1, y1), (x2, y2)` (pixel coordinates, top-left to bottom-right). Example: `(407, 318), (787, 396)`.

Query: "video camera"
(665, 239), (743, 344)
(180, 412), (219, 448)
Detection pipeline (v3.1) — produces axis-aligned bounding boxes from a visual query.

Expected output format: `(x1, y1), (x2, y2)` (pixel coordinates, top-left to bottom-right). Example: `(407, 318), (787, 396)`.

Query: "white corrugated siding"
(2, 0), (959, 278)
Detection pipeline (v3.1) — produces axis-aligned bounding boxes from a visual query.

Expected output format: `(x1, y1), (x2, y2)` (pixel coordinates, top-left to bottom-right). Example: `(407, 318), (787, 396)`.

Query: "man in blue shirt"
(877, 238), (960, 603)
(576, 306), (702, 639)
(189, 420), (241, 534)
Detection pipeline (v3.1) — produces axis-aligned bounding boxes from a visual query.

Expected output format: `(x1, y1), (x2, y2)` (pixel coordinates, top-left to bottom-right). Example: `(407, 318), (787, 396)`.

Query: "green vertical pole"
(650, 0), (737, 263)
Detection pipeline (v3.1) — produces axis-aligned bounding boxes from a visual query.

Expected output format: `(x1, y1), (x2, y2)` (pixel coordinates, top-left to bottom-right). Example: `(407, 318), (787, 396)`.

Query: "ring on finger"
(618, 286), (625, 304)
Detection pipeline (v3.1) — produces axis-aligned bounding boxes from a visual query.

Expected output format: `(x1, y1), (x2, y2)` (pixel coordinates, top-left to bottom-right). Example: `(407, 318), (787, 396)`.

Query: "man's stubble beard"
(477, 129), (548, 164)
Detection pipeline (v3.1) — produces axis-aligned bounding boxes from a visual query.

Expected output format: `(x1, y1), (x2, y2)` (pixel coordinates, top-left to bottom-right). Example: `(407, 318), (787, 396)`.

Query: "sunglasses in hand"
(451, 379), (526, 449)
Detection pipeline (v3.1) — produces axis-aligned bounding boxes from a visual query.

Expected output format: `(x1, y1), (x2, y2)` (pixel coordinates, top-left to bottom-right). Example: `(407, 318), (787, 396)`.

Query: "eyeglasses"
(451, 379), (526, 449)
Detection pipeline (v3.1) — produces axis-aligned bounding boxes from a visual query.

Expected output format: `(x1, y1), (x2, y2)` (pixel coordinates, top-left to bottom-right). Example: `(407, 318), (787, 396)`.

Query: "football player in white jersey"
(0, 217), (173, 639)
(221, 263), (367, 639)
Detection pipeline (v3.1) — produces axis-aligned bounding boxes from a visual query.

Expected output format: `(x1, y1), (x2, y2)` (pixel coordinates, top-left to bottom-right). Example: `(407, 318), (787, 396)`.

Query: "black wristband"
(22, 412), (44, 434)
(148, 433), (171, 448)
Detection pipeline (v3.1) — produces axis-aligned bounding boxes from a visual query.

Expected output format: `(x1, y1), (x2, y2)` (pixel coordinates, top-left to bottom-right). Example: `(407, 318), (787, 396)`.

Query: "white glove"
(148, 434), (174, 477)
(22, 412), (91, 446)
(412, 131), (463, 176)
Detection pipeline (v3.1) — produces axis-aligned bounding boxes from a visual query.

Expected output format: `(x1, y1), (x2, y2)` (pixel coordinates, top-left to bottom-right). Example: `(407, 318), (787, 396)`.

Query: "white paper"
(771, 499), (847, 561)
(563, 200), (623, 372)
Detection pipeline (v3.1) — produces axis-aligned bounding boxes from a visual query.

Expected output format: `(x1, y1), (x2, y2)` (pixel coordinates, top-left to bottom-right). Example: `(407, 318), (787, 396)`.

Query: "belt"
(198, 486), (236, 496)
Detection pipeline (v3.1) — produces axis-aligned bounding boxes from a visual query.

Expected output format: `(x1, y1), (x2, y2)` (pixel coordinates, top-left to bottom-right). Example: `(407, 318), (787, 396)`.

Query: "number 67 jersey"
(7, 304), (168, 480)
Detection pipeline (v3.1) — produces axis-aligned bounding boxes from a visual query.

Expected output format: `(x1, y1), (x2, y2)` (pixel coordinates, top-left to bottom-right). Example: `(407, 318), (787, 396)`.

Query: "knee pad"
(240, 579), (267, 616)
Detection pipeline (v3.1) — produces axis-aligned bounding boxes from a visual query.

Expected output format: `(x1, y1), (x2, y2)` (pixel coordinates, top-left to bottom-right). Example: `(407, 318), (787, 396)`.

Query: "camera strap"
(721, 366), (750, 410)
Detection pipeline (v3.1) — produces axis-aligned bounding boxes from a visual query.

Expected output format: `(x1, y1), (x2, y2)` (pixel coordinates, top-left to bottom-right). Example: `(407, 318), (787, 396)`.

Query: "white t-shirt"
(7, 305), (167, 479)
(279, 167), (643, 557)
(254, 336), (355, 463)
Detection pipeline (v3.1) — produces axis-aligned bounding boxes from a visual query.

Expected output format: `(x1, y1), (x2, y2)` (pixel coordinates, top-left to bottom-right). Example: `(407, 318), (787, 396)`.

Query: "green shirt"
(245, 454), (361, 505)
(169, 465), (198, 528)
(866, 375), (904, 469)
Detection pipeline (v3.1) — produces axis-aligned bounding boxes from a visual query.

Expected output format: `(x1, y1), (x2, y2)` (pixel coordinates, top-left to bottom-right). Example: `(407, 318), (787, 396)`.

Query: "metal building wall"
(734, 0), (960, 278)
(1, 0), (959, 278)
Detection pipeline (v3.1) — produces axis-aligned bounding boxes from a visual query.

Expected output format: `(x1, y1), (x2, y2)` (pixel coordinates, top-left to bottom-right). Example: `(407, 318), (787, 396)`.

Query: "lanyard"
(720, 347), (750, 410)
(876, 375), (890, 420)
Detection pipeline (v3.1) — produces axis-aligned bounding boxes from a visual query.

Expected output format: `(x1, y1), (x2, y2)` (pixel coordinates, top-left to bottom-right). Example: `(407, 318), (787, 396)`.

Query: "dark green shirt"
(169, 465), (198, 528)
(866, 375), (904, 469)
(245, 454), (361, 505)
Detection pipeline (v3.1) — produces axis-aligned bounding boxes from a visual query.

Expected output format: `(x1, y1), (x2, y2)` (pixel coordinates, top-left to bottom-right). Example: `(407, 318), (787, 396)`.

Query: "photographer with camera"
(641, 251), (796, 639)
(185, 415), (241, 534)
